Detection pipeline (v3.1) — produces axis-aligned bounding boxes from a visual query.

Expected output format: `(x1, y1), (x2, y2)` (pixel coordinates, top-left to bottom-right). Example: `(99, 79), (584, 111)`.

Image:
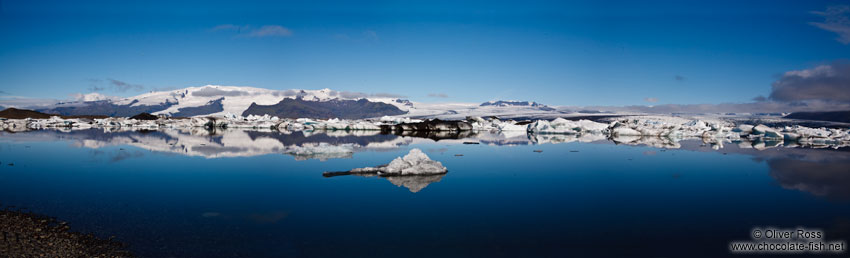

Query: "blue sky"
(0, 0), (849, 106)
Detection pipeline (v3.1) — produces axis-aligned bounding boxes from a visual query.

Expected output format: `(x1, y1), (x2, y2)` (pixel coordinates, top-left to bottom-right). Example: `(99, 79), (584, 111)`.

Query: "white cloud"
(211, 24), (293, 38)
(810, 5), (850, 44)
(71, 92), (117, 102)
(247, 25), (293, 37)
(428, 93), (449, 98)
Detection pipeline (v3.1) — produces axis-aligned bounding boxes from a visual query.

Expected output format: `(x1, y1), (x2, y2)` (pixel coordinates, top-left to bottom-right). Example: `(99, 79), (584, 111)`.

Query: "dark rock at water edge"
(380, 119), (473, 132)
(129, 112), (159, 120)
(0, 206), (133, 257)
(380, 119), (475, 141)
(0, 108), (55, 119)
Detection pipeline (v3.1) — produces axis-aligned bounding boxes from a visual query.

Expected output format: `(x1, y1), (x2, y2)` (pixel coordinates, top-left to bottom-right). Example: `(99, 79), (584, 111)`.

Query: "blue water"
(1, 129), (848, 257)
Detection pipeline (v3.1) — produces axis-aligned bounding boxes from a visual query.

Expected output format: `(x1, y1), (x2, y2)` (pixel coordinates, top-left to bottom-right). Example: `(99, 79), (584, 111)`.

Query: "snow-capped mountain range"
(30, 85), (566, 119)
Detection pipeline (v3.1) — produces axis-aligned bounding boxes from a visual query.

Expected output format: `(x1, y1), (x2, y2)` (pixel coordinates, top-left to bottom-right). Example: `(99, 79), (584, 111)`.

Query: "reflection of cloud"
(768, 158), (850, 201)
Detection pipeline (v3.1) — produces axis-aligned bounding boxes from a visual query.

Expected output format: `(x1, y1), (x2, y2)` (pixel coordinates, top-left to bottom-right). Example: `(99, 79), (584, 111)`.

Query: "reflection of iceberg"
(2, 123), (846, 163)
(391, 130), (475, 141)
(611, 135), (681, 149)
(283, 143), (355, 161)
(531, 133), (607, 145)
(385, 174), (446, 193)
(475, 131), (533, 146)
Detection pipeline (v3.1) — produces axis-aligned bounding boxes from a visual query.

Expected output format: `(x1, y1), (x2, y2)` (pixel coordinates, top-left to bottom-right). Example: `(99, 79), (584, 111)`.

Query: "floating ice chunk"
(384, 149), (448, 175)
(528, 118), (608, 134)
(336, 148), (448, 176)
(498, 123), (528, 131)
(752, 124), (782, 139)
(734, 124), (754, 134)
(283, 143), (355, 161)
(610, 122), (642, 136)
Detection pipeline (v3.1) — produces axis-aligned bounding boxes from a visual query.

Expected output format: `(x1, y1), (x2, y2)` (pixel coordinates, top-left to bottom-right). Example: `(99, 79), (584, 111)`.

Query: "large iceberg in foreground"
(527, 118), (609, 134)
(324, 148), (447, 176)
(322, 148), (448, 192)
(347, 148), (448, 175)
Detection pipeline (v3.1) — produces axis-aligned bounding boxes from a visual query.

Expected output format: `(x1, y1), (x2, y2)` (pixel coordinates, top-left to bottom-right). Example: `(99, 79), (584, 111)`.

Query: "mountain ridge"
(242, 98), (408, 119)
(33, 85), (413, 119)
(4, 85), (560, 119)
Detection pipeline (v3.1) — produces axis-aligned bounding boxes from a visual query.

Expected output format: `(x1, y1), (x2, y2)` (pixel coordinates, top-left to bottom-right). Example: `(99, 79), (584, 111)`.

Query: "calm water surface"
(0, 129), (848, 257)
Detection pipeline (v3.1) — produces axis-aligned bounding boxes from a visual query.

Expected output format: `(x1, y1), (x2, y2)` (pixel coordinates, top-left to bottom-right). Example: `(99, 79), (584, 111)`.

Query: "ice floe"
(343, 148), (448, 176)
(3, 113), (849, 150)
(322, 148), (448, 192)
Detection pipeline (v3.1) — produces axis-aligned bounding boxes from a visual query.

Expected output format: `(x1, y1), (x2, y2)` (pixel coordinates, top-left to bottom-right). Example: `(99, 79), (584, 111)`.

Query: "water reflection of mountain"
(0, 129), (414, 160)
(3, 128), (848, 199)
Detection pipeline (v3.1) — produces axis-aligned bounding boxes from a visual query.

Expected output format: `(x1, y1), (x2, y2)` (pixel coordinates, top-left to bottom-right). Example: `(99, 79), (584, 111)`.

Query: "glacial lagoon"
(1, 129), (849, 257)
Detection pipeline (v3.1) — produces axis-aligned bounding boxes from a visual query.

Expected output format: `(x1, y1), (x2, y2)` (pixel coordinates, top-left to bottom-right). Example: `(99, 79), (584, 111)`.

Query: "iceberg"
(382, 149), (448, 175)
(752, 124), (782, 139)
(325, 148), (448, 176)
(322, 149), (447, 192)
(528, 118), (608, 134)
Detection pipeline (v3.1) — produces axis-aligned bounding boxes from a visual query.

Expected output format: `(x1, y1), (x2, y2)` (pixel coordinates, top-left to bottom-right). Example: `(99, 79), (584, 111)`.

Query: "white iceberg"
(528, 118), (608, 134)
(383, 149), (448, 175)
(340, 148), (447, 176)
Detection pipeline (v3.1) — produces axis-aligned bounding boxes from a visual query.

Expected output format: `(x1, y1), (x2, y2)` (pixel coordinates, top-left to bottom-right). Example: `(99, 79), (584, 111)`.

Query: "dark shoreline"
(0, 206), (133, 257)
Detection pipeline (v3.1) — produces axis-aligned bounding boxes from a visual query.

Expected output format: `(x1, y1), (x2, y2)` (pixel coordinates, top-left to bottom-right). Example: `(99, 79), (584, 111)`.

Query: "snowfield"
(101, 85), (414, 117)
